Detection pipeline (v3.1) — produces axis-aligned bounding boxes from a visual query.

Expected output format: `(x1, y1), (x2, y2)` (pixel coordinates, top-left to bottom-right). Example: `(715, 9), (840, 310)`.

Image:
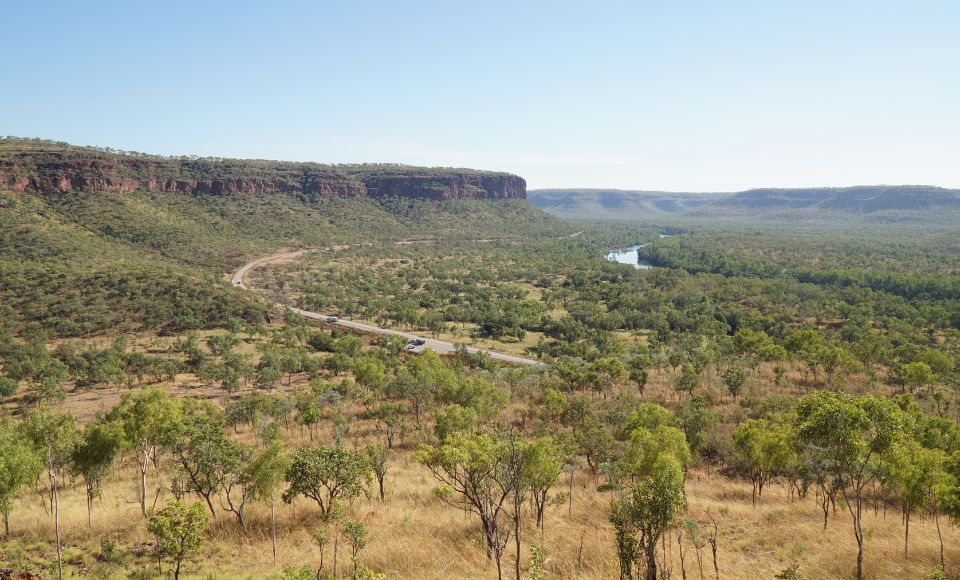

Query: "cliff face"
(361, 172), (526, 200)
(0, 140), (526, 201)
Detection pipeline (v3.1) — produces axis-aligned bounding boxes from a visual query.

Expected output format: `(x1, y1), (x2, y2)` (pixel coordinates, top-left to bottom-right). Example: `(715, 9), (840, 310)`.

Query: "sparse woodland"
(1, 141), (960, 579)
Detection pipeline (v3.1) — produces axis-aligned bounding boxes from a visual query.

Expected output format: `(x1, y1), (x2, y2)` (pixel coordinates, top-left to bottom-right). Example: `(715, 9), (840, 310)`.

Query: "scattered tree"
(283, 446), (372, 517)
(148, 500), (211, 580)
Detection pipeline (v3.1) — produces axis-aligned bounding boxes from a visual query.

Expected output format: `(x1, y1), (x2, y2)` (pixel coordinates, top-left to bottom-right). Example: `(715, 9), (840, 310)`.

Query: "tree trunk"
(711, 540), (719, 580)
(480, 517), (495, 559)
(534, 493), (546, 530)
(87, 485), (93, 529)
(140, 447), (150, 517)
(821, 493), (829, 530)
(201, 492), (217, 518)
(844, 489), (865, 580)
(644, 540), (657, 580)
(677, 534), (687, 580)
(333, 528), (339, 578)
(514, 505), (522, 580)
(52, 466), (63, 580)
(934, 508), (945, 570)
(317, 546), (324, 579)
(904, 508), (910, 558)
(271, 500), (277, 563)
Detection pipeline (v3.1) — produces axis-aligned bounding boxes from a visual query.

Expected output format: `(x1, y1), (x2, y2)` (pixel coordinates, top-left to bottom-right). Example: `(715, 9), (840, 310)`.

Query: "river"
(605, 233), (670, 269)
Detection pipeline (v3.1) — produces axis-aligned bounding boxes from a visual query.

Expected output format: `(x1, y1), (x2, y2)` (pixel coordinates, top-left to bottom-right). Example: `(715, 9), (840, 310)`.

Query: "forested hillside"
(0, 138), (570, 339)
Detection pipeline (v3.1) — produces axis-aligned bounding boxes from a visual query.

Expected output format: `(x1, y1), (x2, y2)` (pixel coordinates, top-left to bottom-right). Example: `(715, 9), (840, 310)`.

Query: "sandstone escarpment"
(358, 172), (526, 201)
(0, 139), (526, 201)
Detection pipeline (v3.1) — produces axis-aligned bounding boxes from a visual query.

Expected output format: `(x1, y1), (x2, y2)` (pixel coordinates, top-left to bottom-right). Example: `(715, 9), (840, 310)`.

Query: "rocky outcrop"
(0, 140), (526, 201)
(362, 173), (526, 200)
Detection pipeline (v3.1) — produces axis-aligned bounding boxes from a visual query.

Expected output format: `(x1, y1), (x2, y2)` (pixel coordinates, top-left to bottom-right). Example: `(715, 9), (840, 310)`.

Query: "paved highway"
(232, 250), (546, 367)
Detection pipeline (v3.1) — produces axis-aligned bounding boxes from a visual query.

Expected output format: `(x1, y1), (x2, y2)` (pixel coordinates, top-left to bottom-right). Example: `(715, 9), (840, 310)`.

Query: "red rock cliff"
(0, 140), (526, 201)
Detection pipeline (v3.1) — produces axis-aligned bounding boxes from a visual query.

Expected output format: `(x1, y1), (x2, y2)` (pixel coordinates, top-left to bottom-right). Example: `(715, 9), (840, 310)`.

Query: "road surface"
(232, 250), (546, 367)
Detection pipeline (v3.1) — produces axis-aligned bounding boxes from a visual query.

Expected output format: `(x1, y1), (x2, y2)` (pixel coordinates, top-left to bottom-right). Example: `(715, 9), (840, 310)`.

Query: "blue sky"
(3, 1), (959, 190)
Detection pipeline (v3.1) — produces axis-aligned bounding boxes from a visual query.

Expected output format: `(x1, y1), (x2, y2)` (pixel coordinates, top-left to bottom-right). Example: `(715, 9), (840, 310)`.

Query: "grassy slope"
(0, 192), (265, 338)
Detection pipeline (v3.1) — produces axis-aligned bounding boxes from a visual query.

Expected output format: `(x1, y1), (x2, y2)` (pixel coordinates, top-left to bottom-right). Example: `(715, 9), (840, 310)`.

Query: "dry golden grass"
(3, 334), (954, 579)
(5, 438), (959, 579)
(4, 384), (959, 580)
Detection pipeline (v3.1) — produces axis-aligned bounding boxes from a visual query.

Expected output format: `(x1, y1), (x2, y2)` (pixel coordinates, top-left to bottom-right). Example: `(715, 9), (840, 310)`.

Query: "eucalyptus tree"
(721, 366), (747, 400)
(365, 444), (389, 502)
(575, 416), (615, 476)
(524, 437), (563, 531)
(3, 343), (69, 405)
(283, 445), (371, 518)
(0, 376), (18, 408)
(417, 432), (523, 580)
(732, 418), (794, 504)
(898, 361), (936, 394)
(148, 500), (211, 580)
(610, 454), (687, 580)
(341, 520), (368, 577)
(368, 401), (404, 448)
(166, 402), (249, 521)
(387, 349), (456, 424)
(623, 424), (691, 484)
(675, 397), (717, 459)
(0, 418), (42, 536)
(886, 438), (949, 558)
(70, 419), (124, 527)
(24, 409), (79, 580)
(245, 440), (289, 560)
(795, 390), (906, 580)
(108, 388), (182, 516)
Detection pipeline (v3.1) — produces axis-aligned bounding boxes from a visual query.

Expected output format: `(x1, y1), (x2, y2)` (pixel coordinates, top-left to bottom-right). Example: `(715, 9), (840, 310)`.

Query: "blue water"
(605, 233), (670, 269)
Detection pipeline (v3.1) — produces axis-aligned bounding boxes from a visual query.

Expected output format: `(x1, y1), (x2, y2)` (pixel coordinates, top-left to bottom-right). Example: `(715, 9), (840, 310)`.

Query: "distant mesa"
(529, 185), (960, 221)
(527, 189), (724, 219)
(0, 138), (526, 201)
(714, 185), (960, 213)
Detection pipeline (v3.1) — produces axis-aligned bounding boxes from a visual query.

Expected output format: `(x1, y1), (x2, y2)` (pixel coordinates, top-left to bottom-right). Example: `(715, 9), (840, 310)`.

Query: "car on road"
(407, 338), (426, 346)
(404, 343), (417, 351)
(326, 316), (339, 323)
